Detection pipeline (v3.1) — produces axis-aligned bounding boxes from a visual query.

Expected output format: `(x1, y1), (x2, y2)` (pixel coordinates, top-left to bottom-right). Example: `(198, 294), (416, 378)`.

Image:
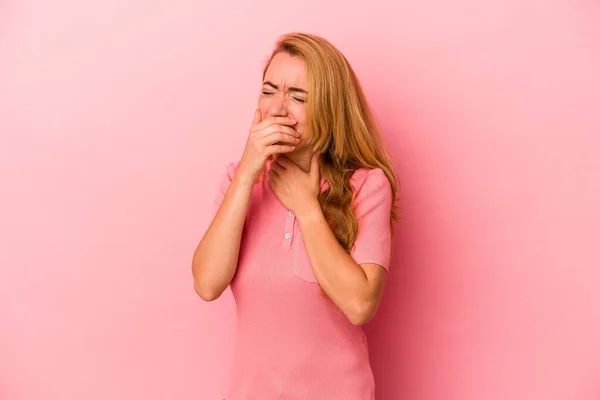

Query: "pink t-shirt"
(212, 160), (393, 400)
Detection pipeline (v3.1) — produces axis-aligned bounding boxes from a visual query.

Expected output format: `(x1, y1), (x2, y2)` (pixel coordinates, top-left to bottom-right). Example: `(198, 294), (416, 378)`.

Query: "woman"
(192, 32), (399, 400)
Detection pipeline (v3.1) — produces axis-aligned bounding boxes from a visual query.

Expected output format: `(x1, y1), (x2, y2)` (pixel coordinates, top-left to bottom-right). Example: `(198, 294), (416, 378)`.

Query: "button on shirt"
(211, 160), (393, 400)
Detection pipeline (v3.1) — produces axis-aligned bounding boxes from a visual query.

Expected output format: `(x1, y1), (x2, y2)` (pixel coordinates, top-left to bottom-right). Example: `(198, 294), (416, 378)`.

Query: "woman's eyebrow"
(263, 81), (307, 94)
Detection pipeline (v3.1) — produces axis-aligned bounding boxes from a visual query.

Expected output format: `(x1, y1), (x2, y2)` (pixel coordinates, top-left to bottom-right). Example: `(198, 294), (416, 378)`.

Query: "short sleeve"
(212, 161), (240, 215)
(349, 168), (393, 271)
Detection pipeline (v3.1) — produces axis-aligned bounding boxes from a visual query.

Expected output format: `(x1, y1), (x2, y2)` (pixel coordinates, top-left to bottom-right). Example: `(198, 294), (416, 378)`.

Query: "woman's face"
(259, 52), (311, 150)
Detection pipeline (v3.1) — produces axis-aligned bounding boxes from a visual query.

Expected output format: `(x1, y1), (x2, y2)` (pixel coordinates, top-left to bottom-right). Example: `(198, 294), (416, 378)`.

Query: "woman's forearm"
(295, 203), (374, 323)
(192, 175), (254, 301)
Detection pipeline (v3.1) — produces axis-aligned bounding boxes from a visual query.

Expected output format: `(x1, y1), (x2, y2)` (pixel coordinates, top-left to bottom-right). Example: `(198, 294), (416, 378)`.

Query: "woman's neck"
(280, 148), (313, 173)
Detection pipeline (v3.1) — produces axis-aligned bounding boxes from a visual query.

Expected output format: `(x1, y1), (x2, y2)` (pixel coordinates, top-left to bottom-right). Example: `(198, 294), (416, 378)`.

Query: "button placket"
(281, 209), (296, 249)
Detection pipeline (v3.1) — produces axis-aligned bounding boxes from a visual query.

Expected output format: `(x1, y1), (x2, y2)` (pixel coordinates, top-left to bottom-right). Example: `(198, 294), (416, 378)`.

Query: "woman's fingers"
(258, 129), (300, 146)
(255, 123), (299, 140)
(251, 116), (297, 133)
(264, 144), (296, 157)
(247, 115), (299, 160)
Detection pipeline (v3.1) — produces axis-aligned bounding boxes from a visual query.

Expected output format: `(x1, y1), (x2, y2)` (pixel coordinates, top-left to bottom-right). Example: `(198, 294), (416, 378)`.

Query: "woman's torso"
(225, 162), (375, 400)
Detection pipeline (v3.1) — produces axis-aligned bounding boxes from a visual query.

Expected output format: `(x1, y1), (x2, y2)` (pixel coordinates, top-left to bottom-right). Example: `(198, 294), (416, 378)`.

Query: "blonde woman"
(192, 32), (400, 400)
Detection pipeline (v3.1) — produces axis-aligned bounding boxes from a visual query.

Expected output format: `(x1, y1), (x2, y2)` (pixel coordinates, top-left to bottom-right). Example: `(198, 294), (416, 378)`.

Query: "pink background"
(1, 1), (599, 399)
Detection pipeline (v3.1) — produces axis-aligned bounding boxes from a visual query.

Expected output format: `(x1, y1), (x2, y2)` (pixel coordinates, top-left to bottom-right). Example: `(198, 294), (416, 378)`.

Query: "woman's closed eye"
(262, 91), (305, 103)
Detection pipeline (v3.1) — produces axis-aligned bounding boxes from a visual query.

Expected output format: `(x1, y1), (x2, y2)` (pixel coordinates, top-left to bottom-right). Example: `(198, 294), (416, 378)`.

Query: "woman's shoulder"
(225, 160), (242, 171)
(349, 167), (389, 191)
(220, 160), (271, 187)
(220, 160), (241, 180)
(348, 167), (392, 208)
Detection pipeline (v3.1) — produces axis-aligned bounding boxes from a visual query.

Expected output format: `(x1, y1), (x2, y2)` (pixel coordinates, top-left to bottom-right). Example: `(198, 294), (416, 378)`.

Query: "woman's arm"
(191, 173), (254, 301)
(296, 167), (392, 326)
(267, 156), (393, 325)
(296, 205), (388, 326)
(192, 112), (299, 301)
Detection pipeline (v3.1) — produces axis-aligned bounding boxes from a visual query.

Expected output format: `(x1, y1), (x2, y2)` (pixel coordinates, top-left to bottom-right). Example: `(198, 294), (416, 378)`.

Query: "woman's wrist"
(295, 199), (325, 226)
(232, 171), (256, 192)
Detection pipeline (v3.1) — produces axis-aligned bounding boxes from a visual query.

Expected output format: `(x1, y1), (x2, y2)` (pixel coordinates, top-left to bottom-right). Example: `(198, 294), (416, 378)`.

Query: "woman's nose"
(268, 97), (288, 117)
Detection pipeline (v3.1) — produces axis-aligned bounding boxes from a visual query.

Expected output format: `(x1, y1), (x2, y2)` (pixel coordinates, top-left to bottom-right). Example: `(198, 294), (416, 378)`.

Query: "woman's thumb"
(252, 109), (262, 126)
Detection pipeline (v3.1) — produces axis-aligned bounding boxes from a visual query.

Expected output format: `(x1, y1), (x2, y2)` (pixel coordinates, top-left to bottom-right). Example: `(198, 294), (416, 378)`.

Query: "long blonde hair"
(263, 33), (401, 252)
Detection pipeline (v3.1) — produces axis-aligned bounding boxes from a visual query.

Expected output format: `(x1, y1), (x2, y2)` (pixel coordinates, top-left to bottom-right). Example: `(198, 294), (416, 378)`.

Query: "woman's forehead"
(264, 53), (307, 88)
